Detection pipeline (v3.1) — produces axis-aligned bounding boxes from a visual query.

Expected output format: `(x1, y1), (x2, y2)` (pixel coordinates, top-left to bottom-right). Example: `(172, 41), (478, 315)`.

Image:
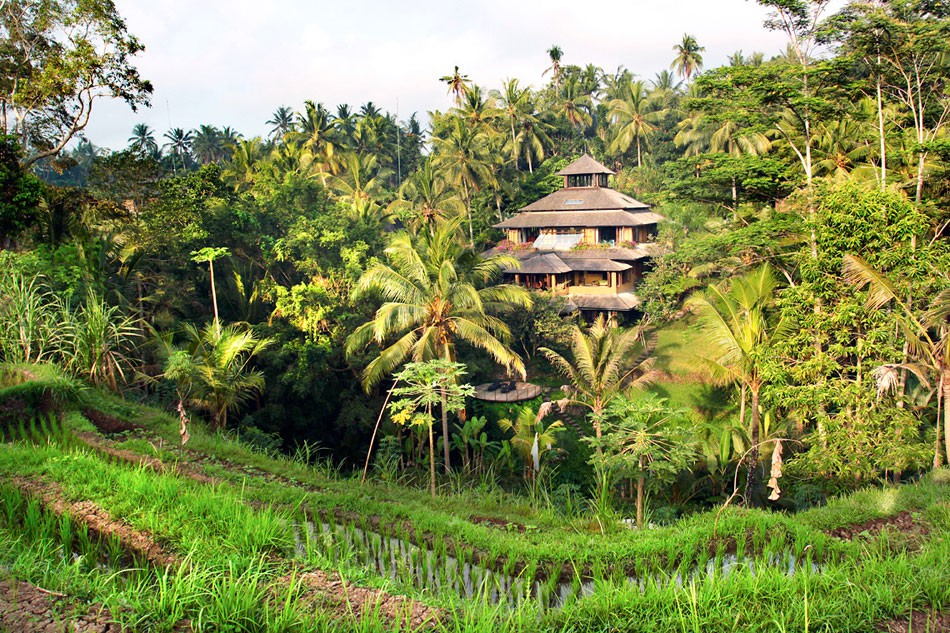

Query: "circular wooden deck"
(473, 381), (542, 402)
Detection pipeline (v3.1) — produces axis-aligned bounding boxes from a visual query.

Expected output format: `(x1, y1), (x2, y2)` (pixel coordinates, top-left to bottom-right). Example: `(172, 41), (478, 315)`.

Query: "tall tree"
(431, 117), (496, 246)
(162, 127), (193, 172)
(266, 106), (295, 141)
(689, 265), (787, 505)
(544, 45), (564, 97)
(541, 315), (656, 445)
(0, 0), (152, 166)
(346, 218), (531, 471)
(608, 79), (662, 167)
(439, 66), (471, 107)
(127, 124), (158, 158)
(671, 34), (706, 82)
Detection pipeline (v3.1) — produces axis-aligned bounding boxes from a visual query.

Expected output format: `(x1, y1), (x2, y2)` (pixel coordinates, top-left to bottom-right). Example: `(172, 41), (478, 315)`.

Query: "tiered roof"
(494, 154), (656, 230)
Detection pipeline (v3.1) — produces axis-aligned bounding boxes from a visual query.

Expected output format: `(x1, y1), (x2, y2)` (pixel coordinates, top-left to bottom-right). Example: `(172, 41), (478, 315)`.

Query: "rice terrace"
(1, 0), (949, 631)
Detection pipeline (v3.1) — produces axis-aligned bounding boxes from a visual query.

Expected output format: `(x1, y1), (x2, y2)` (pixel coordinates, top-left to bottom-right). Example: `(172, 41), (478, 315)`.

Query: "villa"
(488, 154), (664, 316)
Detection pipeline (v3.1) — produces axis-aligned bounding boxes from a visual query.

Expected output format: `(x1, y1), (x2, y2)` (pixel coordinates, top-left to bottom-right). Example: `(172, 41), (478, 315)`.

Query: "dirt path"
(282, 569), (441, 630)
(0, 577), (121, 633)
(11, 477), (179, 569)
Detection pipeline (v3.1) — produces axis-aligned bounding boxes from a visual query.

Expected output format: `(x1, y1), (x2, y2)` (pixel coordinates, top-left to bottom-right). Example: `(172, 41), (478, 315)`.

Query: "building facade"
(488, 155), (664, 315)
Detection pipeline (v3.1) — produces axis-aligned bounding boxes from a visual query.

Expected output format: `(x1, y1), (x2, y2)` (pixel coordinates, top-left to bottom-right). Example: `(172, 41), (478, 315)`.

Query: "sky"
(84, 0), (825, 151)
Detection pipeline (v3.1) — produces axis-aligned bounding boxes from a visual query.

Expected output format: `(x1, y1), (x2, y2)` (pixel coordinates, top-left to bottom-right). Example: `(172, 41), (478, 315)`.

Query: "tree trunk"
(739, 383), (746, 435)
(636, 455), (645, 529)
(441, 386), (451, 474)
(209, 259), (219, 327)
(876, 68), (886, 192)
(744, 385), (761, 506)
(463, 180), (474, 248)
(428, 417), (436, 498)
(934, 377), (943, 469)
(731, 176), (738, 220)
(943, 367), (950, 466)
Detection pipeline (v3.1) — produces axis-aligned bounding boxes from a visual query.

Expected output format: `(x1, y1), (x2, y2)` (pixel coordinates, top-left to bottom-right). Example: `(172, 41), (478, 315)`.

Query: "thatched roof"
(514, 253), (572, 274)
(569, 293), (641, 311)
(556, 154), (615, 176)
(483, 243), (660, 262)
(558, 245), (659, 260)
(501, 252), (640, 275)
(496, 210), (663, 229)
(518, 188), (650, 213)
(565, 259), (632, 272)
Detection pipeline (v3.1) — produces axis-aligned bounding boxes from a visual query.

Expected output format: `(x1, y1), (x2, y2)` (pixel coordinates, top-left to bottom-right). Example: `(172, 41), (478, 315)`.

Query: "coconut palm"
(291, 100), (338, 169)
(346, 218), (531, 471)
(127, 123), (158, 157)
(162, 127), (193, 172)
(326, 152), (391, 222)
(687, 264), (787, 505)
(439, 66), (471, 106)
(222, 137), (264, 191)
(555, 76), (593, 130)
(650, 70), (682, 95)
(498, 404), (565, 481)
(513, 111), (553, 173)
(843, 255), (950, 466)
(191, 125), (223, 165)
(540, 315), (656, 444)
(266, 106), (295, 140)
(607, 79), (662, 167)
(453, 85), (502, 133)
(492, 79), (532, 163)
(671, 33), (705, 82)
(544, 45), (564, 97)
(387, 159), (464, 233)
(430, 118), (496, 246)
(162, 322), (271, 432)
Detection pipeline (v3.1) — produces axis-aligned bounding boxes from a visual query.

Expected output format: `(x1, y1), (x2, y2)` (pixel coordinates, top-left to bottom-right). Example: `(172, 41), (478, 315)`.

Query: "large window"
(567, 174), (593, 187)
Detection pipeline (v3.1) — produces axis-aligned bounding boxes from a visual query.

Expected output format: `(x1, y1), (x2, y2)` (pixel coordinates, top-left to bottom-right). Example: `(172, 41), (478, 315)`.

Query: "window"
(598, 227), (616, 244)
(567, 174), (593, 188)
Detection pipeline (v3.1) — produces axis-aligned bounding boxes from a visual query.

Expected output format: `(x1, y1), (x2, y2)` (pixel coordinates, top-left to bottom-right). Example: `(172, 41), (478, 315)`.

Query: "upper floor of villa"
(485, 154), (666, 314)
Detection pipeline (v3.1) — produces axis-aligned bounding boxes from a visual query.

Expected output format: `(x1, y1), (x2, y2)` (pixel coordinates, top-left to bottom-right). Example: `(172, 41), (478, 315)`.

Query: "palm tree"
(128, 123), (158, 157)
(650, 70), (682, 94)
(334, 104), (357, 143)
(162, 322), (271, 431)
(266, 106), (296, 140)
(430, 118), (496, 246)
(687, 264), (787, 505)
(290, 100), (339, 179)
(540, 315), (656, 444)
(346, 218), (531, 471)
(162, 127), (193, 172)
(671, 34), (705, 82)
(387, 159), (464, 233)
(843, 255), (950, 467)
(454, 85), (501, 133)
(555, 76), (593, 130)
(513, 111), (553, 173)
(544, 45), (564, 98)
(219, 127), (242, 158)
(439, 66), (471, 106)
(607, 79), (661, 167)
(222, 137), (264, 190)
(492, 78), (531, 161)
(326, 152), (391, 222)
(191, 125), (223, 165)
(498, 404), (565, 481)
